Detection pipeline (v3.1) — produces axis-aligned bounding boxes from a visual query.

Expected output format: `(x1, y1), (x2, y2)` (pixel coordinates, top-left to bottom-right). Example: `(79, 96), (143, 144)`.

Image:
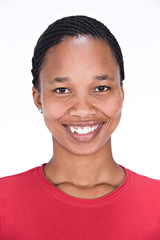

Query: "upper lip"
(63, 121), (104, 127)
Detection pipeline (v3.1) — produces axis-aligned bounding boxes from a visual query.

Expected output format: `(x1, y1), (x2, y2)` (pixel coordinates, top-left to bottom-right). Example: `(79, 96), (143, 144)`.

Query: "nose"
(68, 95), (97, 118)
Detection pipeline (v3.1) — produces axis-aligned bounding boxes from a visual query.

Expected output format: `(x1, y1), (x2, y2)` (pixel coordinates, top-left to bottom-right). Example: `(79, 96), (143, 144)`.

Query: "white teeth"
(69, 124), (100, 135)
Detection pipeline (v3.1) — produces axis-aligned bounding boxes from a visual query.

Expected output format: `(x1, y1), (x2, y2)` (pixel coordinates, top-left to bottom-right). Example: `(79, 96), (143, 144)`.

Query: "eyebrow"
(50, 77), (70, 83)
(94, 74), (113, 81)
(50, 74), (113, 84)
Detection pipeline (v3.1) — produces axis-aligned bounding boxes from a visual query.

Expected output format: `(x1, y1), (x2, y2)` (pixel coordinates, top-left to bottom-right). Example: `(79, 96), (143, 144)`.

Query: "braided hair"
(31, 15), (125, 91)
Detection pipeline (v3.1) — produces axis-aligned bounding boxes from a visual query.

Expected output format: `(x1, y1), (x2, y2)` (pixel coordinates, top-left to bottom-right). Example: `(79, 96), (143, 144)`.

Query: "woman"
(0, 15), (160, 239)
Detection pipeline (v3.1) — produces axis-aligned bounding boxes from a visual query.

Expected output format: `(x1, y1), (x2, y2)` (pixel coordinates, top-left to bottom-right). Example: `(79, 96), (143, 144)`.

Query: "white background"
(0, 0), (160, 178)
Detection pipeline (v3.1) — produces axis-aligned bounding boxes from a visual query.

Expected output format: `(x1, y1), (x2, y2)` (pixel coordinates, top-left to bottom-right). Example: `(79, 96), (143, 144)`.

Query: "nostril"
(68, 104), (97, 118)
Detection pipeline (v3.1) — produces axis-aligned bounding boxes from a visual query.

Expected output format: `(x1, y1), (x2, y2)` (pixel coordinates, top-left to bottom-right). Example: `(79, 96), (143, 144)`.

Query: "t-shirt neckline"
(38, 163), (130, 205)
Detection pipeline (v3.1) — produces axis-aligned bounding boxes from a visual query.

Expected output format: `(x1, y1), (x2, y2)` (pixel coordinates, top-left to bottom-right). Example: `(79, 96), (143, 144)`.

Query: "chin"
(64, 140), (109, 156)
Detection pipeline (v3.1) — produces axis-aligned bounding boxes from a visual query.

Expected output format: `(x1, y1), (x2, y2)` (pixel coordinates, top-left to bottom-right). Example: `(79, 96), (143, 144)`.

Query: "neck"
(43, 138), (124, 188)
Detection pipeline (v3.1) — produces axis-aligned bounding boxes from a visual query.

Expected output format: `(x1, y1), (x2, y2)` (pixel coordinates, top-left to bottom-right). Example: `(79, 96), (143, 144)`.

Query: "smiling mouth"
(63, 122), (104, 142)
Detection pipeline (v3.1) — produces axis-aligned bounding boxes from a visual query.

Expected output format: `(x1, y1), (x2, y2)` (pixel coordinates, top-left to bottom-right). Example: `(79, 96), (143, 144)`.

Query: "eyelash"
(53, 86), (110, 94)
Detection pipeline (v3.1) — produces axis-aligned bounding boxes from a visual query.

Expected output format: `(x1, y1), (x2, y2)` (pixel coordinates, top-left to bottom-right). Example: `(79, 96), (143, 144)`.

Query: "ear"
(32, 87), (42, 110)
(120, 82), (124, 102)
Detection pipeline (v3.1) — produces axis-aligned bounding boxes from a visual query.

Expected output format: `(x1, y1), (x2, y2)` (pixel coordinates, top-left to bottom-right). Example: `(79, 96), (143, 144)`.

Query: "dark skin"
(32, 36), (125, 199)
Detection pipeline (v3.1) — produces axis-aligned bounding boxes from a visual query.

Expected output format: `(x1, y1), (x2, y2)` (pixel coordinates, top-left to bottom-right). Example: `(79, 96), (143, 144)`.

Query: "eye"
(94, 86), (110, 92)
(54, 88), (70, 94)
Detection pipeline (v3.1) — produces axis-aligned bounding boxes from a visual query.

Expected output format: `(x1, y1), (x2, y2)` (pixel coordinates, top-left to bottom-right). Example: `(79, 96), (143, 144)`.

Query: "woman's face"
(33, 36), (124, 155)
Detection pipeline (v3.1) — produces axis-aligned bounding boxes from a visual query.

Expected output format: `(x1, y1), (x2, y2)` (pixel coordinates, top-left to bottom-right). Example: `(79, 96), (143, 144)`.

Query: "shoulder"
(128, 167), (160, 184)
(126, 167), (160, 197)
(0, 165), (41, 198)
(0, 165), (40, 183)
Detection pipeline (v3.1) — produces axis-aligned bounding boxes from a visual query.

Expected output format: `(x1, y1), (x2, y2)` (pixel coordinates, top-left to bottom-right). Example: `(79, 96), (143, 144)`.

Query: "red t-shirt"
(0, 164), (160, 240)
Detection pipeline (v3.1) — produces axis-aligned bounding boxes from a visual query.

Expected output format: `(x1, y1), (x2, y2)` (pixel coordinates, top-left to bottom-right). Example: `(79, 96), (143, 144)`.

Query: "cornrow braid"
(31, 15), (125, 90)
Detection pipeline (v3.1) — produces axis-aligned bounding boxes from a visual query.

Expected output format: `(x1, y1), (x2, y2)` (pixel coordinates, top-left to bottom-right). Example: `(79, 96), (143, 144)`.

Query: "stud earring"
(39, 108), (43, 113)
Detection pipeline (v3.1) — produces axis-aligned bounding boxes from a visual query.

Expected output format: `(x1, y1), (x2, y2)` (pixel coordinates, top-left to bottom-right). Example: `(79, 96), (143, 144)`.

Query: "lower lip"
(63, 123), (104, 142)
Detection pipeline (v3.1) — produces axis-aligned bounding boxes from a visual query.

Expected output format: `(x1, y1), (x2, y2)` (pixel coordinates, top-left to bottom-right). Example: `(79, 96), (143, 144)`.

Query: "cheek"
(100, 97), (123, 118)
(42, 98), (68, 120)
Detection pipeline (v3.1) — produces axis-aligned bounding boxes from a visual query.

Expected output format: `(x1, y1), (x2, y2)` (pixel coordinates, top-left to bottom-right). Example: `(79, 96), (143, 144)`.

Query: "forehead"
(45, 36), (117, 63)
(40, 36), (120, 81)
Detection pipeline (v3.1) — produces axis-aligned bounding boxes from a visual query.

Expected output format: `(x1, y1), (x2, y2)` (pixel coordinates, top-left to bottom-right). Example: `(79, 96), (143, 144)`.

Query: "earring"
(39, 108), (43, 113)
